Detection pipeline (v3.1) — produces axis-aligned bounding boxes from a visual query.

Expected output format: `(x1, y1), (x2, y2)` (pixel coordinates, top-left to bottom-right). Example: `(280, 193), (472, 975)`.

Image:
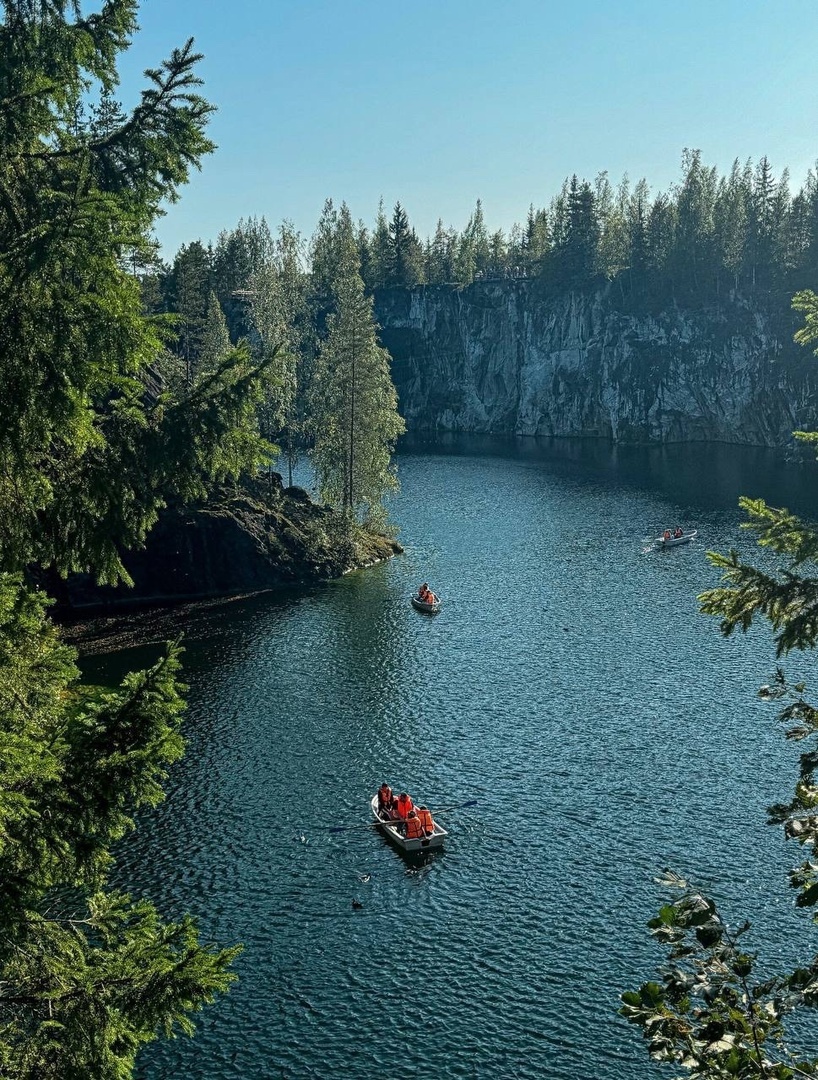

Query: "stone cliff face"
(374, 283), (818, 446)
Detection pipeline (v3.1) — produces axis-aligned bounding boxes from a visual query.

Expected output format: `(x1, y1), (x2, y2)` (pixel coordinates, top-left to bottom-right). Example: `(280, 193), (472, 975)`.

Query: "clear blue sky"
(116, 0), (818, 260)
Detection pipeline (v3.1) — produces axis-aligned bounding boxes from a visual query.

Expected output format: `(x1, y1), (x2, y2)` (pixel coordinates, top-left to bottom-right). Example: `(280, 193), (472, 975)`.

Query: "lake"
(84, 436), (818, 1079)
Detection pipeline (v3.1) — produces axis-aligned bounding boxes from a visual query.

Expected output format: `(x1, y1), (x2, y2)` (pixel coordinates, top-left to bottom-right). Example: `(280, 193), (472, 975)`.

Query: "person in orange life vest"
(417, 805), (435, 837)
(663, 529), (671, 541)
(395, 792), (414, 820)
(377, 783), (393, 818)
(404, 810), (424, 840)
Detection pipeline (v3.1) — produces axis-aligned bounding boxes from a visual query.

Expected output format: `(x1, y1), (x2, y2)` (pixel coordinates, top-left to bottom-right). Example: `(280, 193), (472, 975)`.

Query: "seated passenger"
(404, 810), (424, 840)
(417, 805), (435, 837)
(673, 527), (683, 538)
(418, 583), (430, 601)
(377, 782), (393, 818)
(395, 791), (414, 820)
(663, 529), (671, 541)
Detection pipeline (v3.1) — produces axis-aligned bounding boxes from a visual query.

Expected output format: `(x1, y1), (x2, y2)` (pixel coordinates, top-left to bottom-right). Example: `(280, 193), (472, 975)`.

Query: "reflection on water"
(83, 437), (818, 1080)
(398, 432), (818, 517)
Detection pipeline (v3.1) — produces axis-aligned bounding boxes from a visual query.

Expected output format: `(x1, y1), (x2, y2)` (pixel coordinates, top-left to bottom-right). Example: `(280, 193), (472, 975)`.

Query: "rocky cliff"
(374, 282), (818, 445)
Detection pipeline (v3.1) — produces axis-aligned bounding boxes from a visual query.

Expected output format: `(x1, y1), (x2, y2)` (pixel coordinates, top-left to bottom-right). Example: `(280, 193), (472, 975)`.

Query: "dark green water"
(94, 437), (818, 1079)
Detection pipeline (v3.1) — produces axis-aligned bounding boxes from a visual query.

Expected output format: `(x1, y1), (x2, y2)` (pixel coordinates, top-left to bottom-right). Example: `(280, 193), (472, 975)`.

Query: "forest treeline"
(149, 148), (818, 364)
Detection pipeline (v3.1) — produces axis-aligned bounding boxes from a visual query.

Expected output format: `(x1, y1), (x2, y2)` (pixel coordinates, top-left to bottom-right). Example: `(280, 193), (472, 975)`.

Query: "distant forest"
(144, 149), (818, 348)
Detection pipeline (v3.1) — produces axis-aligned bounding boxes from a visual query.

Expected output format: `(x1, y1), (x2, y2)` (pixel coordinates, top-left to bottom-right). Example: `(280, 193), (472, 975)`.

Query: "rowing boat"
(369, 795), (447, 852)
(411, 594), (441, 613)
(654, 529), (698, 548)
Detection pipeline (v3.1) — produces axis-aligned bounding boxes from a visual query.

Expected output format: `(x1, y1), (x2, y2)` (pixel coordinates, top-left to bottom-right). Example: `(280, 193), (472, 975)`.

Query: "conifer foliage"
(0, 580), (239, 1078)
(0, 2), (267, 1074)
(0, 0), (272, 584)
(308, 206), (405, 517)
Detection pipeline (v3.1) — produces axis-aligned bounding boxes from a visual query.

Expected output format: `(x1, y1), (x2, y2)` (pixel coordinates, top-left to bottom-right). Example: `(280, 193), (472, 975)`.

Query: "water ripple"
(92, 439), (818, 1080)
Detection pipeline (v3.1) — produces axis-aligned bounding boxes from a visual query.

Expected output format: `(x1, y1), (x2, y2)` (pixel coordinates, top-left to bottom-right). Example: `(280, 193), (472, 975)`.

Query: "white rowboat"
(411, 594), (441, 613)
(654, 530), (698, 548)
(369, 795), (447, 852)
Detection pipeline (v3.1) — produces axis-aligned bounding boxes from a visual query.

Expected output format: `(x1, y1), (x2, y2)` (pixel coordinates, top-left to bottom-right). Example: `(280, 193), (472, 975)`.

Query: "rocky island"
(47, 474), (401, 615)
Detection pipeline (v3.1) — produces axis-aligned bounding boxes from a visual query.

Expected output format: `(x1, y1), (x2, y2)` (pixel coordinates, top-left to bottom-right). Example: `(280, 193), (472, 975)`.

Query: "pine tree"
(522, 205), (550, 276)
(198, 291), (231, 374)
(506, 221), (525, 277)
(672, 148), (717, 293)
(249, 222), (308, 484)
(596, 173), (630, 281)
(211, 218), (274, 309)
(488, 228), (507, 278)
(309, 198), (341, 301)
(795, 164), (818, 285)
(0, 581), (240, 1078)
(555, 176), (600, 288)
(426, 219), (456, 284)
(626, 179), (650, 285)
(386, 202), (423, 287)
(364, 199), (392, 289)
(308, 207), (405, 516)
(713, 160), (748, 294)
(168, 240), (212, 382)
(645, 193), (677, 280)
(788, 174), (817, 286)
(461, 198), (491, 279)
(746, 156), (778, 289)
(0, 4), (275, 1073)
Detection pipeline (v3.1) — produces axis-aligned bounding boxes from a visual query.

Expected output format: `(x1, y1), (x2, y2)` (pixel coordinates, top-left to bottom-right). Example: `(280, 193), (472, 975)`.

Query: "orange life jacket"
(396, 795), (413, 819)
(417, 807), (434, 835)
(404, 814), (423, 840)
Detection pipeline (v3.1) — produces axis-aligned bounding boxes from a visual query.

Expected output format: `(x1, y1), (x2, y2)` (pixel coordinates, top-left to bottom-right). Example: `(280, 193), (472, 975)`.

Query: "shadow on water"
(399, 432), (818, 519)
(375, 836), (443, 876)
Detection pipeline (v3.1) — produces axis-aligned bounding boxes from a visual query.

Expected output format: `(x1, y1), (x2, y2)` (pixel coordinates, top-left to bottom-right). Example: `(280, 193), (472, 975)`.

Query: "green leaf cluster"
(622, 879), (816, 1078)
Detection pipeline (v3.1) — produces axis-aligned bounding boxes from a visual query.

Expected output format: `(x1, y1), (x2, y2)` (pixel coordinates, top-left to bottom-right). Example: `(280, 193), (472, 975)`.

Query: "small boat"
(411, 593), (441, 613)
(369, 795), (447, 852)
(654, 529), (698, 548)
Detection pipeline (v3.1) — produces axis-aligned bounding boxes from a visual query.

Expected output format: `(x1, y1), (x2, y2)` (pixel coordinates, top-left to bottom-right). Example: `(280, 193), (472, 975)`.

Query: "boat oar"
(329, 820), (396, 834)
(328, 799), (477, 833)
